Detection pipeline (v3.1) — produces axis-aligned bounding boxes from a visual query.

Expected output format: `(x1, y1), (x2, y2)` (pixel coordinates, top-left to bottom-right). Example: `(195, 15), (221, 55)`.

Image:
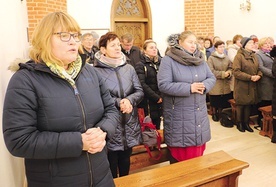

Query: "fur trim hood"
(8, 58), (30, 72)
(167, 33), (180, 47)
(165, 33), (205, 66)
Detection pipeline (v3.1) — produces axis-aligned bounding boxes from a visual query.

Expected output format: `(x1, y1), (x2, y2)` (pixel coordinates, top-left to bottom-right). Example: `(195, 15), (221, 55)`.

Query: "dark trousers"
(152, 117), (161, 130)
(236, 105), (251, 123)
(108, 148), (133, 178)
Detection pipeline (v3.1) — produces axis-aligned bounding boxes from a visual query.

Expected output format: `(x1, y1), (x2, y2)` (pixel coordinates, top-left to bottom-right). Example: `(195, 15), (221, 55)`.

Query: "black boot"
(212, 114), (219, 122)
(243, 122), (254, 132)
(237, 122), (245, 132)
(271, 132), (276, 143)
(272, 120), (276, 143)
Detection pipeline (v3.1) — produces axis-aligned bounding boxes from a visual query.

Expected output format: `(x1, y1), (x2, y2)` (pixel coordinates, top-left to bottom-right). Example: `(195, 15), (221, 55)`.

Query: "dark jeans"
(108, 148), (133, 178)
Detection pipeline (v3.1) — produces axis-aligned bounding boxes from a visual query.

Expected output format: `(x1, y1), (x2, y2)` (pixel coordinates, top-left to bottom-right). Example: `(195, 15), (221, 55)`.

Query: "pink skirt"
(168, 144), (206, 161)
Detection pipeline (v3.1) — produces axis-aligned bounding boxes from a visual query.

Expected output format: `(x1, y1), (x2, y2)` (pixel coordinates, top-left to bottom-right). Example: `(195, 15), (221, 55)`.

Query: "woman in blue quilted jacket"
(93, 32), (144, 178)
(158, 31), (216, 164)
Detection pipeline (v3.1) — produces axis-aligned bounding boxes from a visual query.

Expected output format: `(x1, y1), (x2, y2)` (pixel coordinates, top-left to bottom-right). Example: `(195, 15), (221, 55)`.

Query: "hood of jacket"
(166, 33), (204, 66)
(210, 51), (226, 59)
(8, 54), (87, 73)
(140, 53), (161, 65)
(227, 44), (240, 51)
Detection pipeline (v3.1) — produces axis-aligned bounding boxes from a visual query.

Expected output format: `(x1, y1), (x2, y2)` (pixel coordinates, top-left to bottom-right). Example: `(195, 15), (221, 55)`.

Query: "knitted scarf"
(45, 55), (82, 87)
(99, 53), (124, 68)
(166, 45), (204, 66)
(214, 51), (225, 58)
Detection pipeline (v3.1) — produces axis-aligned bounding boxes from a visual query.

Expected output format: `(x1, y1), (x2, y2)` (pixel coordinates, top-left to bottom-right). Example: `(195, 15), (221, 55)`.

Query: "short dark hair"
(99, 32), (118, 48)
(204, 38), (213, 47)
(214, 40), (225, 48)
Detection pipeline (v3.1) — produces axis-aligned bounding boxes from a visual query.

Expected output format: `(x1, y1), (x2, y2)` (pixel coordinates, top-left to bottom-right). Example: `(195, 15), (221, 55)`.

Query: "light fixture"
(240, 0), (251, 11)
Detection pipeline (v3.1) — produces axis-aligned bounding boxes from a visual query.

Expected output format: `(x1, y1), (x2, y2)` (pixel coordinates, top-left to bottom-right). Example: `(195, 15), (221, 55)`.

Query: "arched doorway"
(110, 0), (152, 48)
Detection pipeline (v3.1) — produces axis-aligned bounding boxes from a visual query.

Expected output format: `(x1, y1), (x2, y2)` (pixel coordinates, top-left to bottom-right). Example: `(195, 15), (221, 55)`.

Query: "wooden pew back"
(116, 150), (249, 187)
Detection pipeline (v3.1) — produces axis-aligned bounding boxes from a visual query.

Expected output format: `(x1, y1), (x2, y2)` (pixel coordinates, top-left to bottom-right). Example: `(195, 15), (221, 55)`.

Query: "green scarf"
(45, 55), (82, 87)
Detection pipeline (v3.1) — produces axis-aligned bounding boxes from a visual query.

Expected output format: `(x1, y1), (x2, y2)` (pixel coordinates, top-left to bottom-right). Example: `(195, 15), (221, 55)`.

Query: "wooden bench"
(228, 99), (237, 123)
(258, 105), (273, 139)
(115, 150), (249, 187)
(130, 129), (169, 172)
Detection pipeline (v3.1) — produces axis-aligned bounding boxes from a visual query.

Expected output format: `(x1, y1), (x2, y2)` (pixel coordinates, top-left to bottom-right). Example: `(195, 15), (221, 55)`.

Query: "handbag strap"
(144, 130), (162, 160)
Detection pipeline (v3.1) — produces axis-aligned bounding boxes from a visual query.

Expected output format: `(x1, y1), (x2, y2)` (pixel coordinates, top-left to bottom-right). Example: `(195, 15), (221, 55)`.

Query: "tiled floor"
(206, 115), (276, 187)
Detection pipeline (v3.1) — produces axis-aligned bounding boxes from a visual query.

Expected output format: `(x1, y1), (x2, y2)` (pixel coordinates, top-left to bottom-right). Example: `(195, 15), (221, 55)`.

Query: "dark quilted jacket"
(94, 52), (144, 151)
(2, 59), (119, 187)
(135, 54), (162, 121)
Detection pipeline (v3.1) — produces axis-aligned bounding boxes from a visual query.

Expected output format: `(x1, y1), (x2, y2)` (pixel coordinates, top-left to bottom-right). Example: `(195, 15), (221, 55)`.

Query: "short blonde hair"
(29, 12), (81, 66)
(258, 37), (269, 48)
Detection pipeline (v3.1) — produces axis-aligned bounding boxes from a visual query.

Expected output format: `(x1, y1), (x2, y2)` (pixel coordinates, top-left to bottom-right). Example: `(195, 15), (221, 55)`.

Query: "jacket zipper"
(172, 97), (175, 109)
(73, 84), (93, 187)
(115, 70), (128, 149)
(37, 63), (94, 186)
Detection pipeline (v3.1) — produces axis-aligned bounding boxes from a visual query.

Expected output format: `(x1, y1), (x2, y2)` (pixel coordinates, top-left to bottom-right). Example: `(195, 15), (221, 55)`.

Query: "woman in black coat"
(2, 12), (119, 187)
(135, 40), (163, 129)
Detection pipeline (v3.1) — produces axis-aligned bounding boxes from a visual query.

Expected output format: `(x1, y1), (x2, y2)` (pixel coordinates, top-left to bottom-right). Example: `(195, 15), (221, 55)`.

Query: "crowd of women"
(2, 11), (276, 186)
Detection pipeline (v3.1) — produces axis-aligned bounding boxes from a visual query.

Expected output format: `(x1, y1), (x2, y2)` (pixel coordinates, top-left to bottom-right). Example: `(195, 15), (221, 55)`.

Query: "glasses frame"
(53, 32), (82, 42)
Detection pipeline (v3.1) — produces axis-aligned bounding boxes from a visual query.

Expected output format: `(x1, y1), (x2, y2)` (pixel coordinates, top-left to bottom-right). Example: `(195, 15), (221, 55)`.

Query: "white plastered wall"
(214, 0), (276, 42)
(67, 0), (185, 56)
(0, 0), (29, 186)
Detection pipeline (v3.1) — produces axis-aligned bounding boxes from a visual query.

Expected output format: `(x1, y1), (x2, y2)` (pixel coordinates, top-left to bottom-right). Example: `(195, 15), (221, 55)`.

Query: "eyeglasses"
(53, 32), (82, 42)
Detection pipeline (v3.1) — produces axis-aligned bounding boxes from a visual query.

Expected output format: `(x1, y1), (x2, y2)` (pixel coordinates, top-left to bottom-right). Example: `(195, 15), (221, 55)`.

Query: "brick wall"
(185, 0), (214, 39)
(26, 0), (67, 42)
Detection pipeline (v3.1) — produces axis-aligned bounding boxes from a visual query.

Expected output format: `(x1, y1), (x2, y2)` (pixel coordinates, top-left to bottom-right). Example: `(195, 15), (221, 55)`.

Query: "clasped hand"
(251, 75), (261, 82)
(191, 82), (205, 94)
(120, 98), (133, 114)
(82, 127), (107, 154)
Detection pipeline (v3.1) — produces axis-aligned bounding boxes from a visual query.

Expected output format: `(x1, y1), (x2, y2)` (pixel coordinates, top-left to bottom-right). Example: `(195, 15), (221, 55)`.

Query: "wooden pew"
(130, 129), (169, 172)
(228, 99), (237, 123)
(115, 150), (249, 187)
(258, 105), (273, 139)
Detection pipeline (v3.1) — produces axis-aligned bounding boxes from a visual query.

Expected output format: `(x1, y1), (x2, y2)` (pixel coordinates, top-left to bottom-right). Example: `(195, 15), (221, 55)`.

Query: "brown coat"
(233, 48), (262, 105)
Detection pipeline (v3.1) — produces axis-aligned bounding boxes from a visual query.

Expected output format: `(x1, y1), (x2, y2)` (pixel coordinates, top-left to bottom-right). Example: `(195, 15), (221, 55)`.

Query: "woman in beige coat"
(233, 37), (262, 132)
(207, 40), (232, 122)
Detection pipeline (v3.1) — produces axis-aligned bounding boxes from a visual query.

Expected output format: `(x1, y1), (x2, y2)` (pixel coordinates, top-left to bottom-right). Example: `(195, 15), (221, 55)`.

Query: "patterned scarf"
(45, 55), (82, 87)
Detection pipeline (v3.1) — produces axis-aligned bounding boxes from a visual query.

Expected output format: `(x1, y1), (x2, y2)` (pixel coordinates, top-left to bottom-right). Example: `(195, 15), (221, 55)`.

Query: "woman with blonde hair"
(256, 37), (274, 128)
(135, 39), (162, 129)
(3, 12), (119, 187)
(158, 31), (215, 163)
